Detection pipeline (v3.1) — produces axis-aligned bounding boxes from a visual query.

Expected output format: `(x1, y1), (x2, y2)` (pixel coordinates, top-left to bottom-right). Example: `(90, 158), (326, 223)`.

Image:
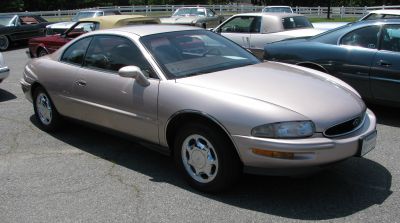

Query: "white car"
(0, 52), (10, 84)
(360, 9), (400, 20)
(313, 9), (400, 31)
(262, 6), (293, 13)
(213, 13), (323, 58)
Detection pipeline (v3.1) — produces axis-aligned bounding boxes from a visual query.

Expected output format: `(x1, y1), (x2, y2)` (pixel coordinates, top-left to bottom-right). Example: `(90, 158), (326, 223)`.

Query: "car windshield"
(282, 16), (313, 30)
(141, 30), (260, 79)
(173, 8), (206, 17)
(263, 7), (292, 13)
(71, 12), (100, 22)
(0, 16), (14, 26)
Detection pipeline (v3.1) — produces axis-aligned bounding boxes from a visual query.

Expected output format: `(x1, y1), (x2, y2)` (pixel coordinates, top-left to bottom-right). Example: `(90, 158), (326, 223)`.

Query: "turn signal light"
(252, 148), (294, 159)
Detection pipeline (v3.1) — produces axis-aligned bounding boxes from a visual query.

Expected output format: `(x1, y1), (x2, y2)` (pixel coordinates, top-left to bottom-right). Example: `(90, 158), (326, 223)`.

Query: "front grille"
(324, 113), (365, 137)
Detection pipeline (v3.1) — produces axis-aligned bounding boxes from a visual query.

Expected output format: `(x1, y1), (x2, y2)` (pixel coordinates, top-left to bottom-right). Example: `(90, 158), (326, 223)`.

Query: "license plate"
(358, 130), (377, 157)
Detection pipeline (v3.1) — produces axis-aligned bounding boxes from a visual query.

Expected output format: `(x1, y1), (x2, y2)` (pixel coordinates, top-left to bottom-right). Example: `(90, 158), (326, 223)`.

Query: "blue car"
(264, 19), (400, 107)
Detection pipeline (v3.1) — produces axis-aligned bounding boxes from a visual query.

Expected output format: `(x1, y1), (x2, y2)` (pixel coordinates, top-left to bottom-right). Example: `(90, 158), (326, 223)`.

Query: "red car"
(27, 15), (160, 58)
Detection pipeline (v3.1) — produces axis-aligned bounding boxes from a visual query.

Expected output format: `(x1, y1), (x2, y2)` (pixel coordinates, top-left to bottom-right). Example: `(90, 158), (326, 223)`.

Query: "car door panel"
(328, 46), (376, 99)
(221, 33), (250, 48)
(71, 68), (160, 143)
(370, 51), (400, 103)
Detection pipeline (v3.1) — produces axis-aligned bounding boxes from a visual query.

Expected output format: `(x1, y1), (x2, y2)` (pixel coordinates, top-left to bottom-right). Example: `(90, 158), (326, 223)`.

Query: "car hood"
(269, 28), (324, 37)
(160, 16), (198, 24)
(176, 62), (365, 131)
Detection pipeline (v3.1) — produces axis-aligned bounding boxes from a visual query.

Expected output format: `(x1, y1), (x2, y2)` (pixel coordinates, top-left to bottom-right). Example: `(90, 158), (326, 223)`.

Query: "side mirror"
(118, 66), (150, 87)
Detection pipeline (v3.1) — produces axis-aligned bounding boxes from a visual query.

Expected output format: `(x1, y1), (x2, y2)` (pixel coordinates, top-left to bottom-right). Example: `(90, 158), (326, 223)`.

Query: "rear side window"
(61, 37), (92, 65)
(380, 24), (400, 52)
(282, 16), (313, 30)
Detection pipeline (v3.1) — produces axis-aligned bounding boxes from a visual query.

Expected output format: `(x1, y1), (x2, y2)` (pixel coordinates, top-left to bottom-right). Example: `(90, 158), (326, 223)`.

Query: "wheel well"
(166, 113), (238, 157)
(297, 62), (328, 73)
(30, 82), (44, 99)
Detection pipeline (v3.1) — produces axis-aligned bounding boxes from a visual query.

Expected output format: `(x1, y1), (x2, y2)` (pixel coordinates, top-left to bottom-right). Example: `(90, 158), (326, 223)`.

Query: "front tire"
(33, 87), (62, 132)
(37, 48), (48, 57)
(0, 35), (10, 51)
(174, 123), (242, 192)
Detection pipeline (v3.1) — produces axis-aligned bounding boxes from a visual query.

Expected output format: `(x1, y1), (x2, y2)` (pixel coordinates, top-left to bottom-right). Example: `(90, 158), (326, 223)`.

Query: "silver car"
(20, 25), (377, 192)
(213, 13), (323, 57)
(160, 7), (224, 29)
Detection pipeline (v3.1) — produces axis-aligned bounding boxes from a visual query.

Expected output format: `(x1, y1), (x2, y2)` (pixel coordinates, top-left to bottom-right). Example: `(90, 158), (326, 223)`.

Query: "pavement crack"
(106, 162), (141, 194)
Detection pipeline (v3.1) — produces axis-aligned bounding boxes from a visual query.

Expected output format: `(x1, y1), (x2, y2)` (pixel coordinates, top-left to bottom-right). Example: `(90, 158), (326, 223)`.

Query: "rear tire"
(33, 87), (62, 132)
(0, 35), (10, 51)
(174, 122), (242, 192)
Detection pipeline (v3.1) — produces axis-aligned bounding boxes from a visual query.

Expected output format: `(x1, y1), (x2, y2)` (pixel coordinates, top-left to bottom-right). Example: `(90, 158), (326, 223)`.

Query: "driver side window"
(340, 26), (380, 49)
(61, 37), (93, 65)
(220, 16), (260, 33)
(83, 35), (155, 78)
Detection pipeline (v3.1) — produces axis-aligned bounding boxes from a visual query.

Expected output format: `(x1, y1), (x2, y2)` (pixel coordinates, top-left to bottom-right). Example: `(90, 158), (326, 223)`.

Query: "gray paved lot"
(0, 48), (399, 223)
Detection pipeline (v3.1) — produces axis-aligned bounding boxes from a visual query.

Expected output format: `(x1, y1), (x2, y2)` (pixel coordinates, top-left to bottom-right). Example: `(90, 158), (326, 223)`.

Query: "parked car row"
(27, 15), (160, 58)
(4, 7), (400, 193)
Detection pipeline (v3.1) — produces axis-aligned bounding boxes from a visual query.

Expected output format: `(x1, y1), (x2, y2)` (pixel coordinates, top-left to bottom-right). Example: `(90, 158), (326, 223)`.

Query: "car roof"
(103, 24), (202, 36)
(176, 7), (206, 9)
(368, 9), (400, 15)
(263, 6), (292, 8)
(234, 12), (302, 18)
(78, 9), (120, 13)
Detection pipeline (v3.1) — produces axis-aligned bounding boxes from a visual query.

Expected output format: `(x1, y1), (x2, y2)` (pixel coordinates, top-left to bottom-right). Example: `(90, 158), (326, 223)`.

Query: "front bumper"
(0, 66), (10, 82)
(232, 109), (377, 174)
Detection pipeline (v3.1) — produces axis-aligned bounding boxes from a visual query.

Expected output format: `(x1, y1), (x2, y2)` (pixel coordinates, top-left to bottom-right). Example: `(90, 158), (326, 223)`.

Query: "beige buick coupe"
(21, 25), (377, 192)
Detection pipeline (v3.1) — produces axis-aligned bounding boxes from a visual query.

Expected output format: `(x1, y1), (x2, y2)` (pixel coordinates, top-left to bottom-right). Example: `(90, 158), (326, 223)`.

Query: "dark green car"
(264, 19), (400, 107)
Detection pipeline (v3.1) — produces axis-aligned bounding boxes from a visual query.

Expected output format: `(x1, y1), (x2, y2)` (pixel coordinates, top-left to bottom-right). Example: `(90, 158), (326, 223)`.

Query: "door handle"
(378, 60), (391, 67)
(75, 80), (87, 86)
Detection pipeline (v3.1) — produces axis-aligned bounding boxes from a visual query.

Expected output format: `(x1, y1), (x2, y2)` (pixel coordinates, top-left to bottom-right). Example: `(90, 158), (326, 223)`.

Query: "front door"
(71, 35), (160, 143)
(370, 24), (400, 103)
(218, 15), (261, 49)
(335, 25), (381, 99)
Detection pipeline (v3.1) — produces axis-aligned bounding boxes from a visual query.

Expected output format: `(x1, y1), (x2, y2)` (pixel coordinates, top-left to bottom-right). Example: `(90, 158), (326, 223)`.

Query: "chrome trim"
(370, 76), (400, 84)
(323, 112), (366, 138)
(0, 66), (10, 74)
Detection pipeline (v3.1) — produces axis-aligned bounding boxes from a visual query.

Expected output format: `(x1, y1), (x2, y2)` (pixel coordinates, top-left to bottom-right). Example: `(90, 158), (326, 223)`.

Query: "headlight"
(251, 121), (315, 138)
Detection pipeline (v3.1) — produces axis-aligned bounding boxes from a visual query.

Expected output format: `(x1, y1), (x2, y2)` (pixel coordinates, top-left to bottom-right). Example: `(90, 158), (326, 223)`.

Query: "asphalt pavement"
(0, 48), (399, 222)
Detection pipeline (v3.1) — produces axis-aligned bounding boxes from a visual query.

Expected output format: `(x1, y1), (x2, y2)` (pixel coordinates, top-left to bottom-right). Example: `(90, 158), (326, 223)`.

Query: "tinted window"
(61, 37), (92, 65)
(381, 24), (400, 52)
(220, 16), (261, 33)
(84, 35), (154, 77)
(282, 16), (313, 30)
(173, 8), (206, 16)
(341, 26), (380, 49)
